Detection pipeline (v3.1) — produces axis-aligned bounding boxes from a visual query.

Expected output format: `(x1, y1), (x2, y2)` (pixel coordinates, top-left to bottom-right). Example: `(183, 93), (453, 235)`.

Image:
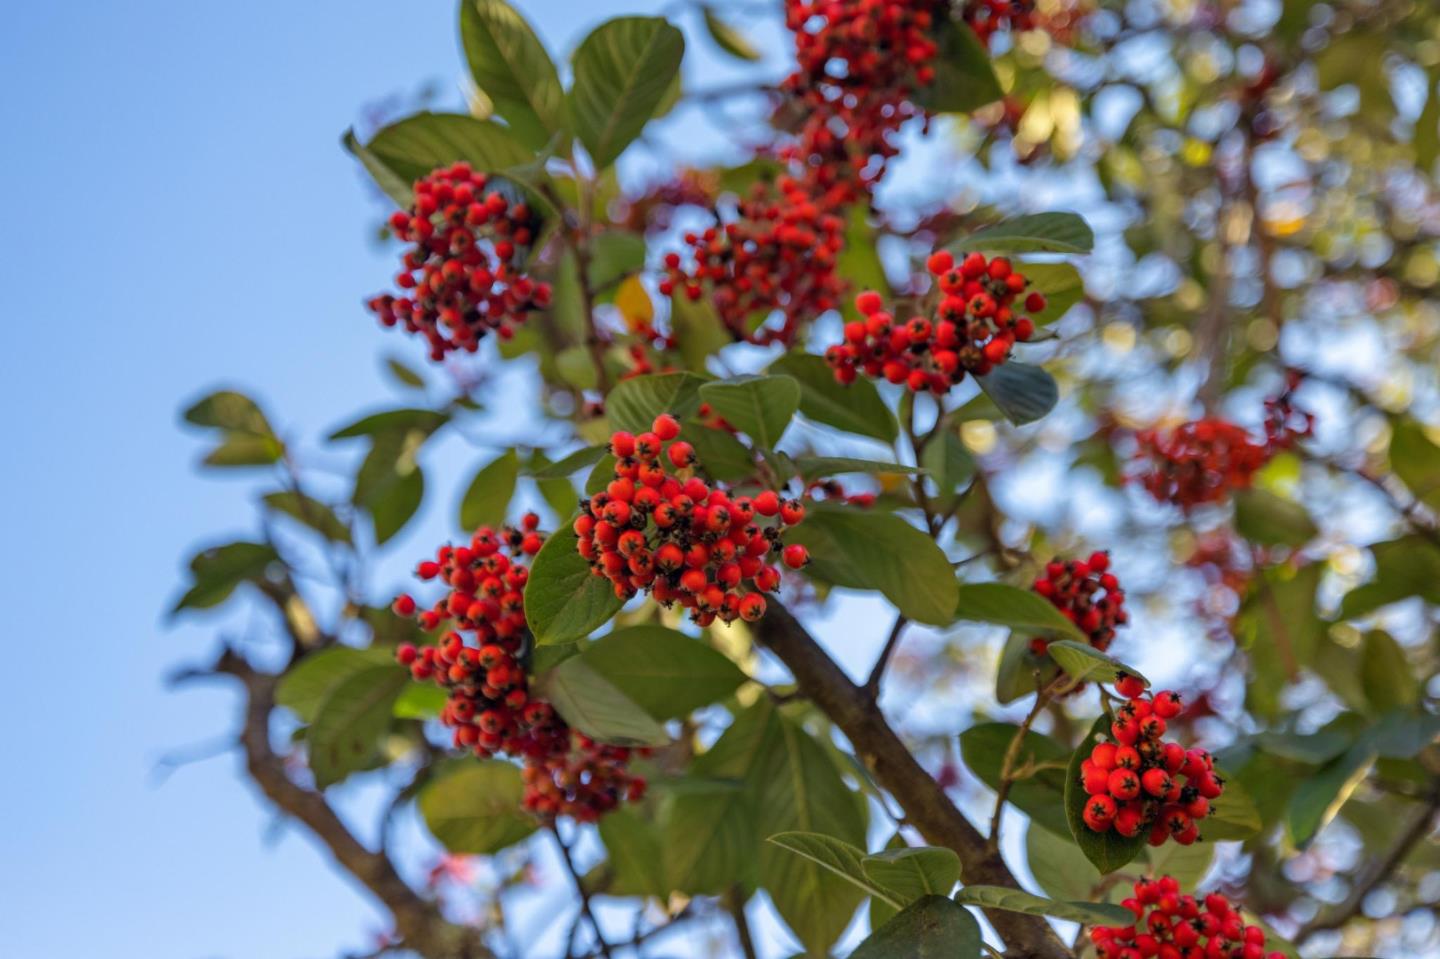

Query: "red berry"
(783, 544), (810, 569)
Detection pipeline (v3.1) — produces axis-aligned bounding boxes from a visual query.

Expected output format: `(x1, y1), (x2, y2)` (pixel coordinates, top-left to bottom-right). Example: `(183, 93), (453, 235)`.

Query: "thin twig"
(551, 825), (613, 959)
(865, 613), (910, 698)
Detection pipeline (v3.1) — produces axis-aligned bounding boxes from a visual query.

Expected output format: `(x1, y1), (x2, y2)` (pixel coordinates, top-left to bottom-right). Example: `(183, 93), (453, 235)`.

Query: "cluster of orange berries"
(1092, 877), (1286, 959)
(574, 414), (809, 625)
(1031, 552), (1127, 655)
(367, 163), (551, 362)
(392, 517), (644, 822)
(1079, 680), (1223, 848)
(781, 0), (943, 200)
(659, 176), (845, 347)
(827, 251), (1041, 394)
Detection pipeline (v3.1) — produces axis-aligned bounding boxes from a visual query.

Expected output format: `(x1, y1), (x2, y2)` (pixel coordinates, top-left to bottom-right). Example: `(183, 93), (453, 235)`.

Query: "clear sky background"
(0, 3), (757, 957)
(0, 4), (1160, 958)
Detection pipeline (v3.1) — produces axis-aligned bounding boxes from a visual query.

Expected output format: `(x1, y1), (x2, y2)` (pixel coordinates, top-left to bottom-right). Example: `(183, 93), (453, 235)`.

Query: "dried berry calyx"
(1079, 688), (1223, 849)
(393, 515), (645, 822)
(825, 251), (1040, 394)
(367, 162), (552, 362)
(575, 413), (805, 625)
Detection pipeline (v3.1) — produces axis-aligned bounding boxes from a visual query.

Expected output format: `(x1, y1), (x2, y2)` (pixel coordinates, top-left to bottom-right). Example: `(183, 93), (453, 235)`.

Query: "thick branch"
(202, 649), (494, 959)
(754, 604), (1073, 959)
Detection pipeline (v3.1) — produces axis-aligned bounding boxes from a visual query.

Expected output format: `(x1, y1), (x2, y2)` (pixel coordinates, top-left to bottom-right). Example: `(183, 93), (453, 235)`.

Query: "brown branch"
(1295, 781), (1440, 945)
(754, 603), (1073, 959)
(191, 648), (494, 959)
(864, 613), (909, 697)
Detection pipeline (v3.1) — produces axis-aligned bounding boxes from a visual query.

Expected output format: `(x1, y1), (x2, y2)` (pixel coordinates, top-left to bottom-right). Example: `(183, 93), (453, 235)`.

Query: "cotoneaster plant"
(171, 2), (1440, 959)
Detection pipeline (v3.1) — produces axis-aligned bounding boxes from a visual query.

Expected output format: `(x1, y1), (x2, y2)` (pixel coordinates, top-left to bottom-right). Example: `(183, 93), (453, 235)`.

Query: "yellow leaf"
(616, 275), (654, 331)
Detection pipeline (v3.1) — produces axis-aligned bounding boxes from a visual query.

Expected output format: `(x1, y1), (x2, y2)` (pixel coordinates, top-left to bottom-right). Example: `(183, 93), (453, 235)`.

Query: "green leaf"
(953, 885), (1133, 926)
(671, 295), (733, 372)
(1390, 417), (1440, 511)
(606, 371), (707, 433)
(533, 656), (669, 746)
(1064, 716), (1148, 874)
(1417, 67), (1440, 171)
(1233, 488), (1317, 547)
(1361, 630), (1419, 711)
(954, 582), (1089, 642)
(914, 20), (1002, 114)
(524, 525), (625, 644)
(385, 356), (426, 389)
(1019, 261), (1084, 325)
(262, 491), (351, 544)
(346, 113), (534, 207)
(838, 206), (891, 323)
(1047, 640), (1148, 688)
(579, 625), (748, 719)
(171, 541), (279, 613)
(568, 17), (685, 169)
(329, 408), (449, 440)
(527, 445), (608, 480)
(663, 779), (758, 893)
(369, 465), (424, 545)
(851, 896), (982, 959)
(419, 760), (539, 853)
(1024, 822), (1110, 902)
(201, 433), (283, 468)
(183, 389), (274, 435)
(393, 682), (449, 719)
(861, 847), (961, 903)
(701, 5), (761, 61)
(768, 352), (898, 443)
(1241, 564), (1324, 717)
(757, 730), (871, 952)
(957, 213), (1095, 255)
(684, 424), (755, 483)
(459, 0), (564, 151)
(598, 806), (668, 897)
(787, 506), (959, 625)
(959, 722), (1072, 837)
(1286, 738), (1379, 849)
(307, 664), (409, 786)
(976, 362), (1059, 426)
(765, 832), (903, 908)
(275, 647), (396, 723)
(922, 430), (976, 508)
(459, 449), (519, 530)
(1203, 773), (1262, 841)
(792, 456), (921, 479)
(994, 632), (1061, 705)
(1146, 833), (1216, 888)
(698, 375), (801, 451)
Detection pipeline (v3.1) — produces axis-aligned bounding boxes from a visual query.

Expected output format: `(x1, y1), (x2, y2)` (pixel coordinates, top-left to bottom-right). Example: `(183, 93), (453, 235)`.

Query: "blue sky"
(0, 3), (762, 957)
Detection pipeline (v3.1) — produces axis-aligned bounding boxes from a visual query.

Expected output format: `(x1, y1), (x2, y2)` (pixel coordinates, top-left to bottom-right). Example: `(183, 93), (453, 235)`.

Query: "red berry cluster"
(367, 163), (551, 362)
(781, 0), (943, 199)
(826, 251), (1041, 394)
(1092, 877), (1286, 959)
(392, 517), (645, 822)
(659, 176), (845, 347)
(1031, 552), (1127, 655)
(962, 0), (1037, 48)
(574, 414), (809, 625)
(1135, 376), (1312, 510)
(1079, 682), (1223, 848)
(1132, 420), (1272, 510)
